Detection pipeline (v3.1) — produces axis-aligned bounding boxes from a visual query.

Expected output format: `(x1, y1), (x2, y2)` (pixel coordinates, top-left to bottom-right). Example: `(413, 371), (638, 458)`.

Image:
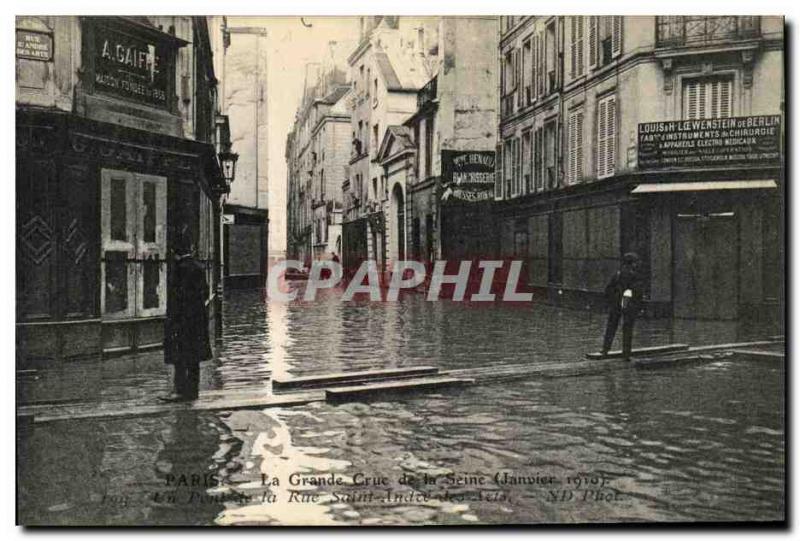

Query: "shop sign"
(441, 150), (495, 203)
(637, 115), (781, 170)
(16, 30), (53, 61)
(91, 23), (172, 108)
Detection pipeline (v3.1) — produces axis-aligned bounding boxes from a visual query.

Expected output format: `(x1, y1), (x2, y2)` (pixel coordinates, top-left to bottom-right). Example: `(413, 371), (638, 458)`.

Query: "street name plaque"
(16, 30), (53, 61)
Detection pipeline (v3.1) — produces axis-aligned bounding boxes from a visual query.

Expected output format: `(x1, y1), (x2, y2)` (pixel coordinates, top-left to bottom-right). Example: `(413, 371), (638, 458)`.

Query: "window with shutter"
(523, 131), (532, 193)
(504, 140), (513, 198)
(588, 16), (598, 69)
(532, 36), (538, 102)
(570, 17), (577, 79)
(568, 109), (584, 185)
(683, 77), (733, 120)
(611, 16), (622, 58)
(597, 94), (616, 179)
(523, 39), (532, 105)
(538, 31), (546, 97)
(576, 17), (584, 75)
(495, 143), (503, 199)
(534, 128), (543, 192)
(514, 138), (521, 196)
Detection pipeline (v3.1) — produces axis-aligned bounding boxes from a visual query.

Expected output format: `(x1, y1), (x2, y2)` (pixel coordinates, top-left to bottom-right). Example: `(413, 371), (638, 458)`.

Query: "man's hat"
(623, 252), (640, 264)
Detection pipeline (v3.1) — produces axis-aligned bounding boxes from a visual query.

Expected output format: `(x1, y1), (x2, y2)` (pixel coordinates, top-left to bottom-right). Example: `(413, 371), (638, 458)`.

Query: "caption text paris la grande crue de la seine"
(101, 470), (623, 508)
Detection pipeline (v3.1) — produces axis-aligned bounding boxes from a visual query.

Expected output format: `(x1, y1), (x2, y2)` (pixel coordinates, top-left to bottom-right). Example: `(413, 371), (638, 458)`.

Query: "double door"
(100, 169), (167, 319)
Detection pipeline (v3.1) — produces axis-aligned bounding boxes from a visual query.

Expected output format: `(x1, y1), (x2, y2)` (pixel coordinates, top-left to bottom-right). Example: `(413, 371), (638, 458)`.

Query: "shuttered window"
(683, 77), (733, 120)
(611, 16), (622, 58)
(588, 16), (598, 69)
(534, 128), (543, 192)
(512, 137), (521, 196)
(570, 17), (584, 79)
(504, 139), (513, 198)
(596, 94), (617, 179)
(523, 131), (532, 193)
(567, 108), (584, 185)
(495, 143), (503, 199)
(523, 39), (533, 105)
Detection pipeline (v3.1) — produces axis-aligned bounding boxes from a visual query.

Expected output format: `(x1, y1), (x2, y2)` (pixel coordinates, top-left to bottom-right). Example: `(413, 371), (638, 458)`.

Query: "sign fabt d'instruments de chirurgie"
(441, 150), (496, 203)
(637, 115), (781, 170)
(91, 22), (171, 108)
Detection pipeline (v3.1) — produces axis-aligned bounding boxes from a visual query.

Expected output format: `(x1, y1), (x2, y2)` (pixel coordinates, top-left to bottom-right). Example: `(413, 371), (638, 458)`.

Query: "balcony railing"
(656, 16), (761, 47)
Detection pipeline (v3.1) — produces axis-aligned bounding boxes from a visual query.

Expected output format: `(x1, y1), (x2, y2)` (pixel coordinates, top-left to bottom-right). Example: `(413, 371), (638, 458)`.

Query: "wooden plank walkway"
(326, 376), (474, 402)
(18, 338), (784, 425)
(585, 343), (688, 360)
(273, 366), (439, 391)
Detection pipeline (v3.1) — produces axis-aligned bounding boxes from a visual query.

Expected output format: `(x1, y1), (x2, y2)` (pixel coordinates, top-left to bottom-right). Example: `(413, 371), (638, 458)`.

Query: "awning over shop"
(631, 180), (778, 194)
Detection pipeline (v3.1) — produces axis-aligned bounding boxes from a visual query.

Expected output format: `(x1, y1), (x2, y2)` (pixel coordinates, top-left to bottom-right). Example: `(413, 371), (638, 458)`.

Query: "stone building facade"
(286, 57), (351, 265)
(16, 16), (228, 364)
(496, 16), (783, 320)
(341, 16), (440, 275)
(210, 19), (269, 289)
(376, 16), (499, 269)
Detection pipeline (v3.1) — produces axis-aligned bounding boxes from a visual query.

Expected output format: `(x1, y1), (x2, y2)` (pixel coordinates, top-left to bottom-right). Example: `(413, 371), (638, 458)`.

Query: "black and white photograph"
(12, 10), (786, 527)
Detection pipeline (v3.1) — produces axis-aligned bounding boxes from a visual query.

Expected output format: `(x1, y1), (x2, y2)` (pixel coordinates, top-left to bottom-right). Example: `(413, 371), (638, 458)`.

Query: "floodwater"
(17, 287), (784, 525)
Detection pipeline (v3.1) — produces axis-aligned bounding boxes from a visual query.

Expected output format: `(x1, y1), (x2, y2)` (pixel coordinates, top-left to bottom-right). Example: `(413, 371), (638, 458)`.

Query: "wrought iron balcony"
(656, 16), (761, 48)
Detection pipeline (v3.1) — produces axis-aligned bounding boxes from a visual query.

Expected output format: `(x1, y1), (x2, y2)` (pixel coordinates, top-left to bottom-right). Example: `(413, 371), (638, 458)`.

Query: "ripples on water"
(17, 287), (784, 525)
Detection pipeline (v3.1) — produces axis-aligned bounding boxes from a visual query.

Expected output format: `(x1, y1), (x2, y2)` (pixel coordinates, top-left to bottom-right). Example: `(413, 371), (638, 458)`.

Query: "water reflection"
(18, 288), (784, 525)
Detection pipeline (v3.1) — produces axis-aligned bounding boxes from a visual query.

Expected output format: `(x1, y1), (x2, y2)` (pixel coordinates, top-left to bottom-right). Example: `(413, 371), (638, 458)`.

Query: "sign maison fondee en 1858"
(92, 23), (170, 109)
(637, 115), (781, 170)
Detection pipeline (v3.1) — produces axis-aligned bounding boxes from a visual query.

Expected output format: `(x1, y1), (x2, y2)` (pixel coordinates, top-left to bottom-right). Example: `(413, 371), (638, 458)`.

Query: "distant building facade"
(286, 52), (352, 265)
(16, 16), (228, 364)
(341, 16), (440, 275)
(377, 16), (499, 268)
(496, 16), (783, 320)
(211, 19), (270, 289)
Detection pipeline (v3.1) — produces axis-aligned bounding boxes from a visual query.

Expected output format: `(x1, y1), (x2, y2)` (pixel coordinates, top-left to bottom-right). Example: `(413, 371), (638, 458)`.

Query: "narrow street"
(17, 288), (785, 525)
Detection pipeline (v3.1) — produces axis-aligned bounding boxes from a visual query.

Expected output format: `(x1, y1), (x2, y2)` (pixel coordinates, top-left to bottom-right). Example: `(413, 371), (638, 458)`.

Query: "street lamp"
(219, 150), (239, 186)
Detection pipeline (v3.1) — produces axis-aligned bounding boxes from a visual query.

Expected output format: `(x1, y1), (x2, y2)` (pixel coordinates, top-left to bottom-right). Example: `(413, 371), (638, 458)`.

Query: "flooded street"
(17, 287), (785, 525)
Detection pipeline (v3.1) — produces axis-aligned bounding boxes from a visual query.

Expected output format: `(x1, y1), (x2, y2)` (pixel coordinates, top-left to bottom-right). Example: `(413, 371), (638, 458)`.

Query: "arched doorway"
(391, 183), (405, 261)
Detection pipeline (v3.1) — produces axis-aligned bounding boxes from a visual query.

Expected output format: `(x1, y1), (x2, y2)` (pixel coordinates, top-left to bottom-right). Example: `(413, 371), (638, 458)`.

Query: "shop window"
(104, 250), (129, 314)
(110, 177), (128, 241)
(142, 181), (157, 243)
(142, 257), (160, 309)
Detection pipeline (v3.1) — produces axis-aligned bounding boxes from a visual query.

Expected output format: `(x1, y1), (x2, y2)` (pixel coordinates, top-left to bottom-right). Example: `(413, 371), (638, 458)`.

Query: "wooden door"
(673, 213), (738, 320)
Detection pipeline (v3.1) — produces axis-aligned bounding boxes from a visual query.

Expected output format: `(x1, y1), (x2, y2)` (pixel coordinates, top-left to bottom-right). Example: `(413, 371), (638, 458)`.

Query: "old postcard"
(15, 14), (785, 526)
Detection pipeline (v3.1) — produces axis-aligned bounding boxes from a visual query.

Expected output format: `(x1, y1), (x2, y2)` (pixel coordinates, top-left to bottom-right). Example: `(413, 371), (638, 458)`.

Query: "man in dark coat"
(600, 252), (644, 361)
(161, 234), (212, 402)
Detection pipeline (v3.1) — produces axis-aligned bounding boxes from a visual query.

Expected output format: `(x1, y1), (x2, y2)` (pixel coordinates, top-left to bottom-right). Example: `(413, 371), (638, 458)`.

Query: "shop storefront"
(16, 17), (225, 365)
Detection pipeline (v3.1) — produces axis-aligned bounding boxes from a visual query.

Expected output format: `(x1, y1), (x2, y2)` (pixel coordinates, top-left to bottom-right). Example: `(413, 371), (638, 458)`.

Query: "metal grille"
(656, 16), (760, 47)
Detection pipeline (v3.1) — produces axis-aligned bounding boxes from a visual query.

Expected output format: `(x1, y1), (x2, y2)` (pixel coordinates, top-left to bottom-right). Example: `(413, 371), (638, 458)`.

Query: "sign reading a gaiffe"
(441, 150), (496, 203)
(90, 21), (172, 109)
(637, 115), (781, 170)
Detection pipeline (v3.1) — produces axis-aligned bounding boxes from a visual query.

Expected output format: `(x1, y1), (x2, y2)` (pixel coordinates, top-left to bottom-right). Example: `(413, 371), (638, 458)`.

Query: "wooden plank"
(19, 390), (325, 425)
(326, 377), (474, 403)
(585, 343), (689, 360)
(273, 366), (439, 391)
(729, 349), (785, 360)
